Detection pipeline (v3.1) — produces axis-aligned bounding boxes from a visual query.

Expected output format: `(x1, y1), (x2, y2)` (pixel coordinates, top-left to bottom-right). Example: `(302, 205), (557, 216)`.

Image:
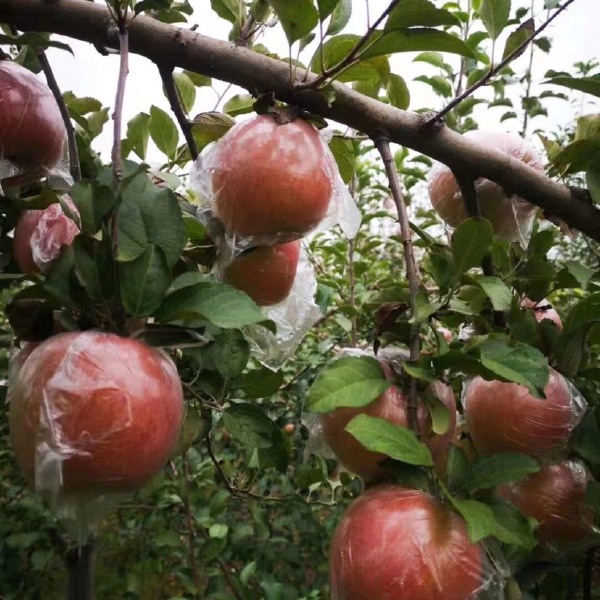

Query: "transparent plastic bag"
(462, 368), (587, 459)
(330, 484), (505, 600)
(8, 331), (184, 542)
(0, 60), (69, 192)
(191, 114), (360, 250)
(428, 131), (544, 247)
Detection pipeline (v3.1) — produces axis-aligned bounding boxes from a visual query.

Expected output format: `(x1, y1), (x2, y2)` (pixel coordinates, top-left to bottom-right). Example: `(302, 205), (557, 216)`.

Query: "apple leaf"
(191, 112), (235, 151)
(148, 105), (179, 160)
(387, 73), (410, 109)
(316, 0), (340, 21)
(223, 403), (276, 449)
(478, 0), (510, 40)
(345, 414), (434, 467)
(230, 367), (285, 398)
(451, 499), (499, 543)
(502, 18), (534, 61)
(482, 498), (538, 549)
(385, 0), (459, 30)
(325, 0), (351, 36)
(223, 94), (255, 117)
(328, 137), (356, 183)
(268, 0), (319, 45)
(470, 275), (512, 311)
(570, 410), (600, 464)
(172, 71), (196, 114)
(125, 112), (151, 161)
(451, 218), (494, 276)
(197, 329), (250, 378)
(155, 281), (267, 329)
(543, 76), (600, 99)
(464, 453), (540, 493)
(446, 445), (471, 493)
(306, 356), (390, 412)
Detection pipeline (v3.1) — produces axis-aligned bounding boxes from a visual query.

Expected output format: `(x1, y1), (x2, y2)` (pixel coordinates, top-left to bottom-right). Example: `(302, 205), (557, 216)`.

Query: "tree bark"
(2, 0), (599, 241)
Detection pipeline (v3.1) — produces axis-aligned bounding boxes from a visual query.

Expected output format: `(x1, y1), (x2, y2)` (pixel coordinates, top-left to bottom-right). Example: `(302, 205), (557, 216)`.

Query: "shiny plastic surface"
(13, 199), (79, 274)
(9, 331), (184, 495)
(428, 131), (544, 244)
(463, 369), (586, 458)
(0, 60), (66, 186)
(320, 380), (457, 482)
(497, 460), (596, 549)
(223, 240), (301, 306)
(330, 485), (501, 600)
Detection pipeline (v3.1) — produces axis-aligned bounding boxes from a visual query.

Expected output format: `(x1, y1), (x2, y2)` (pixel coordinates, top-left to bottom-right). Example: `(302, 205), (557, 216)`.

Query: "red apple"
(0, 60), (66, 187)
(13, 200), (79, 274)
(320, 380), (457, 482)
(428, 131), (544, 241)
(9, 330), (184, 494)
(463, 368), (584, 458)
(497, 460), (595, 548)
(210, 114), (334, 240)
(330, 485), (487, 600)
(223, 240), (301, 306)
(521, 297), (563, 330)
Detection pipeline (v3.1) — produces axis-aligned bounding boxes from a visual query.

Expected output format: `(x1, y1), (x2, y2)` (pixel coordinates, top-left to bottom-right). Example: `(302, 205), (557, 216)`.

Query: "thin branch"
(158, 65), (199, 161)
(373, 133), (421, 435)
(295, 0), (402, 91)
(428, 0), (579, 126)
(111, 16), (129, 186)
(35, 48), (81, 182)
(182, 456), (201, 598)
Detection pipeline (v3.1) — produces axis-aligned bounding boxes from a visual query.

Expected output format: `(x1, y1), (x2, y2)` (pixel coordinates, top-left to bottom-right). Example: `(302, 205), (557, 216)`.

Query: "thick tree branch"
(2, 0), (600, 241)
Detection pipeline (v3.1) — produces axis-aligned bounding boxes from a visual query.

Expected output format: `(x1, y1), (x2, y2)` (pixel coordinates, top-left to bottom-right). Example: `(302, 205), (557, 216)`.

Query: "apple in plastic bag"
(210, 115), (334, 240)
(497, 460), (596, 548)
(463, 369), (584, 458)
(320, 380), (457, 482)
(427, 131), (543, 241)
(0, 60), (66, 186)
(9, 331), (184, 494)
(223, 240), (301, 306)
(330, 485), (488, 600)
(13, 200), (79, 274)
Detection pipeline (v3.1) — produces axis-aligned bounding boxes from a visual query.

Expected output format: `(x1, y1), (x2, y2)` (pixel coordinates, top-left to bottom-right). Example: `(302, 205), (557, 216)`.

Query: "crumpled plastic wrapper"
(427, 130), (544, 247)
(242, 245), (321, 370)
(0, 60), (70, 193)
(8, 331), (184, 542)
(330, 485), (506, 600)
(13, 196), (80, 274)
(191, 114), (361, 251)
(304, 347), (458, 482)
(497, 460), (598, 551)
(462, 368), (587, 459)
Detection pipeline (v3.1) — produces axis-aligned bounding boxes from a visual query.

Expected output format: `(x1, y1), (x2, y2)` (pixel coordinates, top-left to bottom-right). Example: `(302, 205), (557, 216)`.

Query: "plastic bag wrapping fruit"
(496, 460), (598, 552)
(303, 347), (458, 483)
(427, 131), (544, 247)
(329, 485), (507, 600)
(242, 246), (321, 370)
(0, 60), (70, 192)
(8, 331), (184, 542)
(13, 196), (80, 274)
(462, 368), (587, 459)
(190, 113), (361, 251)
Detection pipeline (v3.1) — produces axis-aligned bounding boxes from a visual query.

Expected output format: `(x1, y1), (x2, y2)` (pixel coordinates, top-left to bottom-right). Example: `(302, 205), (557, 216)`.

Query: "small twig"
(295, 0), (402, 90)
(373, 133), (420, 431)
(182, 456), (201, 598)
(111, 13), (129, 186)
(35, 48), (81, 182)
(427, 0), (579, 126)
(158, 65), (199, 161)
(211, 82), (233, 112)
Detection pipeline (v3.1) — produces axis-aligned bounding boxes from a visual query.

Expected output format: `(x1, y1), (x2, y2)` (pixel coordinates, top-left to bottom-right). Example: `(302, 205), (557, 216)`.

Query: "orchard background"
(1, 0), (600, 599)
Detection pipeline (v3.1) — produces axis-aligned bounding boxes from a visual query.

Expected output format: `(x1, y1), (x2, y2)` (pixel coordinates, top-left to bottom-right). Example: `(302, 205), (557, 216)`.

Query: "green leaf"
(385, 0), (460, 30)
(199, 329), (250, 378)
(479, 0), (510, 40)
(183, 70), (212, 87)
(155, 280), (267, 329)
(482, 497), (538, 549)
(587, 156), (600, 203)
(451, 218), (494, 276)
(126, 112), (151, 161)
(476, 336), (549, 397)
(543, 76), (600, 99)
(306, 356), (390, 412)
(325, 0), (351, 35)
(268, 0), (319, 45)
(210, 0), (243, 24)
(116, 172), (186, 267)
(570, 410), (600, 464)
(470, 275), (512, 311)
(149, 105), (179, 160)
(223, 94), (255, 117)
(345, 414), (434, 467)
(386, 73), (410, 109)
(191, 112), (235, 151)
(361, 29), (476, 61)
(230, 367), (284, 398)
(465, 453), (540, 493)
(172, 71), (196, 114)
(119, 245), (172, 316)
(502, 18), (534, 61)
(328, 137), (355, 183)
(451, 498), (499, 543)
(316, 0), (340, 21)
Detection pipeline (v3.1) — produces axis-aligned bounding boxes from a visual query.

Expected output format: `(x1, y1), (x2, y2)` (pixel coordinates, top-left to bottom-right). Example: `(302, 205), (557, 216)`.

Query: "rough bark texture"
(2, 0), (599, 241)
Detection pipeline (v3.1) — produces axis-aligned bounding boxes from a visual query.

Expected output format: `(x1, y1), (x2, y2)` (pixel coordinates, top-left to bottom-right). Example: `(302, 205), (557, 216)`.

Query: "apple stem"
(158, 65), (199, 161)
(452, 169), (507, 329)
(66, 542), (96, 600)
(111, 11), (129, 187)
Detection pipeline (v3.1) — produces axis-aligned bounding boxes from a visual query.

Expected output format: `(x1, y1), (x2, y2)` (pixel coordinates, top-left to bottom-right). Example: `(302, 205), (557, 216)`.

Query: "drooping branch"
(2, 0), (600, 241)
